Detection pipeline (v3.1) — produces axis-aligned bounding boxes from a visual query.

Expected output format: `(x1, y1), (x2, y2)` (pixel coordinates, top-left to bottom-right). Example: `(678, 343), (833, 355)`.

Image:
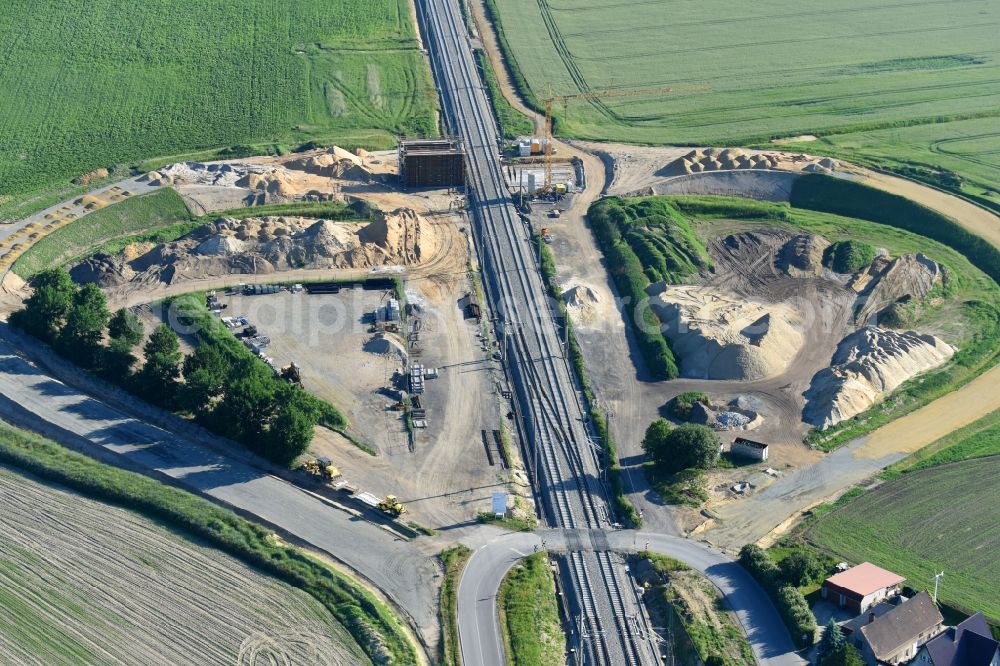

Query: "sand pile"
(562, 284), (601, 324)
(358, 208), (435, 264)
(804, 326), (954, 429)
(235, 170), (297, 198)
(778, 234), (831, 277)
(850, 253), (942, 324)
(286, 148), (371, 181)
(364, 333), (407, 361)
(141, 162), (249, 188)
(649, 283), (806, 380)
(662, 149), (841, 177)
(73, 209), (438, 286)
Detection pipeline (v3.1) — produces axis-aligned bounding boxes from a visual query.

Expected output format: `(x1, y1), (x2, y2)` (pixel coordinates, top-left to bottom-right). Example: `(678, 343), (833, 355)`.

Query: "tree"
(10, 268), (77, 342)
(641, 418), (672, 461)
(265, 388), (319, 466)
(108, 308), (143, 350)
(816, 618), (846, 665)
(780, 548), (825, 587)
(134, 324), (182, 407)
(180, 344), (229, 417)
(822, 643), (864, 666)
(57, 283), (110, 367)
(739, 544), (781, 588)
(646, 422), (719, 473)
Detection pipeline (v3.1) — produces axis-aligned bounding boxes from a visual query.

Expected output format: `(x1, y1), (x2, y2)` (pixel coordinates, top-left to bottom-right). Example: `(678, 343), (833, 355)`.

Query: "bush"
(738, 544), (816, 648)
(822, 240), (876, 273)
(669, 391), (710, 421)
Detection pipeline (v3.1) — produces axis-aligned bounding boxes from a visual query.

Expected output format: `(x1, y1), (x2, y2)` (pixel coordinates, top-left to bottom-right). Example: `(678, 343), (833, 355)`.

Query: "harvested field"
(803, 456), (1000, 621)
(0, 467), (368, 665)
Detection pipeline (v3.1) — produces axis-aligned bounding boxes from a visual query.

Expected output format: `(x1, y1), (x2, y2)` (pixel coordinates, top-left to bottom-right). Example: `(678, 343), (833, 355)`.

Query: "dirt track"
(0, 467), (367, 666)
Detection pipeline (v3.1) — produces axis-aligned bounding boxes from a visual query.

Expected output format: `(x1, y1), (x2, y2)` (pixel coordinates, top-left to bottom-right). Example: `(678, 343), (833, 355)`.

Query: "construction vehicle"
(300, 457), (341, 481)
(377, 495), (408, 517)
(540, 82), (708, 194)
(280, 362), (302, 385)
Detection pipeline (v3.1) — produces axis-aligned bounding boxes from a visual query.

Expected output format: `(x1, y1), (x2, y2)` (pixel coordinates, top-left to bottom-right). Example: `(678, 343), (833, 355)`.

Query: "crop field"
(0, 467), (369, 665)
(12, 189), (194, 278)
(0, 0), (436, 217)
(488, 0), (1000, 146)
(804, 456), (1000, 621)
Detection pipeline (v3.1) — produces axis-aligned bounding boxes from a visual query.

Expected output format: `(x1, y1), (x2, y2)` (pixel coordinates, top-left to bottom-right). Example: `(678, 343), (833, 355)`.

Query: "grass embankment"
(0, 419), (419, 664)
(588, 197), (712, 380)
(13, 189), (194, 277)
(0, 0), (436, 217)
(537, 235), (640, 526)
(498, 552), (565, 666)
(773, 117), (1000, 211)
(475, 52), (533, 141)
(438, 545), (472, 666)
(883, 408), (1000, 478)
(639, 553), (755, 665)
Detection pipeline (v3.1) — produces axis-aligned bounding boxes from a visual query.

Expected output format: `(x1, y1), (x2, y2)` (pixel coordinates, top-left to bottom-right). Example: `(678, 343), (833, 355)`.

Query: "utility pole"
(933, 571), (944, 603)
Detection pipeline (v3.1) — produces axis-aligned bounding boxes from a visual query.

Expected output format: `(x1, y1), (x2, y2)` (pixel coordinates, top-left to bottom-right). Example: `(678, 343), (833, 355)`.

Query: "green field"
(0, 0), (437, 219)
(804, 456), (1000, 621)
(489, 0), (1000, 145)
(777, 117), (1000, 208)
(12, 189), (194, 277)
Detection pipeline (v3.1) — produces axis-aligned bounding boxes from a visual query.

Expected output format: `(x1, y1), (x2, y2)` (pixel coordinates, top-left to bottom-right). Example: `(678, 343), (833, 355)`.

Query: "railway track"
(416, 0), (661, 662)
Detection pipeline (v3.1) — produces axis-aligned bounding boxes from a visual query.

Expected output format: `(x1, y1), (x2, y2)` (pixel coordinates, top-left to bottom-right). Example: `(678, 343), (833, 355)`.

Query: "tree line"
(11, 268), (335, 466)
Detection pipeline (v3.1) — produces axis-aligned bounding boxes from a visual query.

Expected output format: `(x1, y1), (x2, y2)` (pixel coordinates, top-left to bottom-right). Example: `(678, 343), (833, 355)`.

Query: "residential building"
(844, 592), (944, 666)
(822, 562), (906, 613)
(915, 612), (999, 666)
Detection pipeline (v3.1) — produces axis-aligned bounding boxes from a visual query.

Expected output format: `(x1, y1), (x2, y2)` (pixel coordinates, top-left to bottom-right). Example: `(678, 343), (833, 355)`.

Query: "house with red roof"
(821, 562), (906, 613)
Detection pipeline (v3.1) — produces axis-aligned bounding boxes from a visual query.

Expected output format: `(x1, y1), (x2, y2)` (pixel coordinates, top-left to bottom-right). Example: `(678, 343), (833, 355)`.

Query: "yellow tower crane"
(541, 83), (709, 193)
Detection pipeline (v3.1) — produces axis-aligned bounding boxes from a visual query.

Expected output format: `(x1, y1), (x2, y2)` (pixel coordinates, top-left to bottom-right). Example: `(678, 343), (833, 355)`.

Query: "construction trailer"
(731, 437), (769, 461)
(399, 138), (466, 188)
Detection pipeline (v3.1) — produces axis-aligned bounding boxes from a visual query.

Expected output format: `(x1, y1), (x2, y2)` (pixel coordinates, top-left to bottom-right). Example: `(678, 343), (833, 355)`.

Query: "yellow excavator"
(377, 495), (407, 517)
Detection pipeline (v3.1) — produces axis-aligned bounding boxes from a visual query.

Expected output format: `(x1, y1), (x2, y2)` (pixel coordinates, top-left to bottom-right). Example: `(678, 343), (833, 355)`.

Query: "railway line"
(415, 0), (661, 662)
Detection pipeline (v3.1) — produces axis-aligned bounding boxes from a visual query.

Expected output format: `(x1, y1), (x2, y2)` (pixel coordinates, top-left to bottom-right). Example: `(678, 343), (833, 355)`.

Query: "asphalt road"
(457, 529), (807, 666)
(0, 338), (442, 649)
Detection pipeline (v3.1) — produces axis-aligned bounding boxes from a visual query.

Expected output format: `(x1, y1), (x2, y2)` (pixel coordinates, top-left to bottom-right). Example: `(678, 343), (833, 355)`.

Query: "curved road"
(458, 529), (805, 666)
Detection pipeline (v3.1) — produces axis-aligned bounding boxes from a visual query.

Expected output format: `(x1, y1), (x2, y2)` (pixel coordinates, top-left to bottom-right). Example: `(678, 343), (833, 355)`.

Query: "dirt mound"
(851, 253), (942, 325)
(285, 149), (371, 181)
(69, 253), (136, 287)
(235, 170), (297, 198)
(804, 326), (954, 429)
(71, 209), (438, 286)
(661, 149), (837, 177)
(777, 234), (830, 277)
(562, 284), (601, 325)
(364, 332), (407, 361)
(650, 283), (806, 380)
(358, 208), (435, 264)
(73, 167), (109, 185)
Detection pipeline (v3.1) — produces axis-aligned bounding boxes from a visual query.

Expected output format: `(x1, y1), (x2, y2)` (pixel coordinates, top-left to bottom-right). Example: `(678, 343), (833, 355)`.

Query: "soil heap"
(73, 208), (438, 286)
(803, 326), (954, 429)
(661, 149), (842, 177)
(850, 253), (942, 324)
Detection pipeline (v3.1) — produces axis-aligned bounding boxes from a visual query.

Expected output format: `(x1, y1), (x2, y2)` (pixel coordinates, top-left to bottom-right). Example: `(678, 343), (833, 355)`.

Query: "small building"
(844, 592), (944, 666)
(399, 138), (465, 188)
(730, 437), (769, 461)
(915, 612), (999, 666)
(822, 562), (906, 613)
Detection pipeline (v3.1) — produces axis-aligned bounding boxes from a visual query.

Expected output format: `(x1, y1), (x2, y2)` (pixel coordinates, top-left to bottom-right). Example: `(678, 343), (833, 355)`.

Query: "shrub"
(822, 240), (876, 273)
(669, 391), (710, 421)
(738, 544), (816, 648)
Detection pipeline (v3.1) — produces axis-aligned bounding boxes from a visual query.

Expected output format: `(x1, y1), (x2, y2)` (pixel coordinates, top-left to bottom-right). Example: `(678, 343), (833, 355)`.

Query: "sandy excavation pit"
(651, 229), (956, 431)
